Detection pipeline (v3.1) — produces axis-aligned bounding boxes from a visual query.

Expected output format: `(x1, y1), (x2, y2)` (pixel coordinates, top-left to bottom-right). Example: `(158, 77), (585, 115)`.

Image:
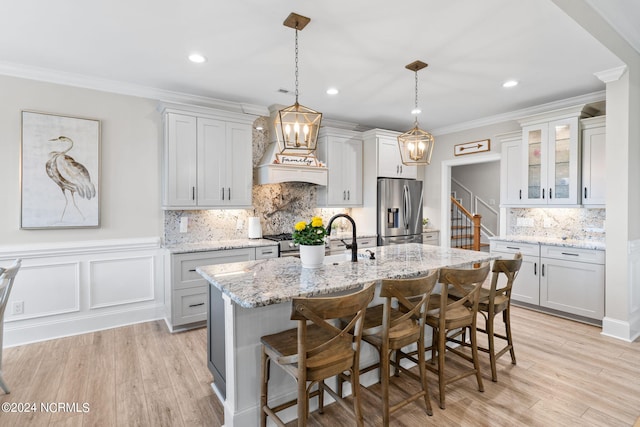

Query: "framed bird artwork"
(21, 111), (100, 229)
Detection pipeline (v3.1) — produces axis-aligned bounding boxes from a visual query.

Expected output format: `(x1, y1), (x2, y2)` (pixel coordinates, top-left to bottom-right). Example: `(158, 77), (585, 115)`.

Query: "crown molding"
(594, 66), (627, 83)
(0, 61), (269, 116)
(430, 90), (606, 136)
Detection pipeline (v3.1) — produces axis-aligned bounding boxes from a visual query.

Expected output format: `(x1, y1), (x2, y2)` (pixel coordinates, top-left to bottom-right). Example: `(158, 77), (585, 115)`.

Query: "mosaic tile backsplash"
(507, 208), (606, 241)
(163, 115), (348, 245)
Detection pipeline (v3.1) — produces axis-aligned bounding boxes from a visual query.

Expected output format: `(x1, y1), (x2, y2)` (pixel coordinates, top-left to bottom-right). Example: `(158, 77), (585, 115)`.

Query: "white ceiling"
(0, 0), (636, 133)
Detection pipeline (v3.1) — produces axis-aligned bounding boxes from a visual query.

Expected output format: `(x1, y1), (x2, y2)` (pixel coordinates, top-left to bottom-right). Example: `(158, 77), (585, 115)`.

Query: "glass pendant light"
(275, 13), (322, 154)
(398, 60), (435, 165)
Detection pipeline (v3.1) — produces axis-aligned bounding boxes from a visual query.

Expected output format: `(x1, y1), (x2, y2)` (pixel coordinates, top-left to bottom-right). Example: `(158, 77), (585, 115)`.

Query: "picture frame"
(21, 111), (101, 229)
(274, 153), (319, 167)
(454, 139), (490, 156)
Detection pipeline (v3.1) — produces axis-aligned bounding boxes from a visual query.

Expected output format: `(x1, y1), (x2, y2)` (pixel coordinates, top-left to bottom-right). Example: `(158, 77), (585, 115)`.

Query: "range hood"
(255, 141), (328, 185)
(254, 105), (328, 186)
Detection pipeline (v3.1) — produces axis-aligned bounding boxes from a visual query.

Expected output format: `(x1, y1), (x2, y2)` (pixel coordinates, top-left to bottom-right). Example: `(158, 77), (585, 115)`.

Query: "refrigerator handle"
(403, 184), (410, 230)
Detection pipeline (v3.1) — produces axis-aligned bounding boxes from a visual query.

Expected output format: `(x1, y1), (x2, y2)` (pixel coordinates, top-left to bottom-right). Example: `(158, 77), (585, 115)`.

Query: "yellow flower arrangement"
(292, 216), (328, 246)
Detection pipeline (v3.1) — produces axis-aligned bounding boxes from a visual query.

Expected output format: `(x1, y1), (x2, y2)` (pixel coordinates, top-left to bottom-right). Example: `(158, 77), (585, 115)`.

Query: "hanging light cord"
(294, 27), (299, 104)
(414, 69), (420, 127)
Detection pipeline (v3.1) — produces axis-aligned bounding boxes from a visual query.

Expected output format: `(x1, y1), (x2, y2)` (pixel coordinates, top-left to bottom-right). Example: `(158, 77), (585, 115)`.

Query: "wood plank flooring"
(1, 307), (639, 426)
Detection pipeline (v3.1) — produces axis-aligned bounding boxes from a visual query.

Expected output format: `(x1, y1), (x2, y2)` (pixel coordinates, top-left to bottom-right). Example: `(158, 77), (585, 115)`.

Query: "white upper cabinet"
(498, 131), (523, 206)
(316, 128), (363, 207)
(163, 108), (253, 209)
(581, 116), (606, 206)
(363, 129), (417, 179)
(516, 105), (595, 206)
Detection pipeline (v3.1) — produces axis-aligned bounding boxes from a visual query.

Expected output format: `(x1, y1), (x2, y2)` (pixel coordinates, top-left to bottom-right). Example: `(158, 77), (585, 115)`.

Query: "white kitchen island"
(197, 243), (495, 427)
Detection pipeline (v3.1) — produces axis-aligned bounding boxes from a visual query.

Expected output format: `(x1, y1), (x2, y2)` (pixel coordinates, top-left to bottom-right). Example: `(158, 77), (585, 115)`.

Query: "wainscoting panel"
(89, 256), (155, 309)
(0, 238), (165, 347)
(4, 261), (80, 321)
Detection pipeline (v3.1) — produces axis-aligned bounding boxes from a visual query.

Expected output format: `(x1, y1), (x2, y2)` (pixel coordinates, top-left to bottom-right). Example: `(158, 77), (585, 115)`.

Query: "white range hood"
(255, 141), (328, 186)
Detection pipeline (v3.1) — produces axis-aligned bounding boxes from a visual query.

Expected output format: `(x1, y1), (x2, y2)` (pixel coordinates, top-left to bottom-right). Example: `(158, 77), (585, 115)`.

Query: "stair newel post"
(472, 214), (482, 251)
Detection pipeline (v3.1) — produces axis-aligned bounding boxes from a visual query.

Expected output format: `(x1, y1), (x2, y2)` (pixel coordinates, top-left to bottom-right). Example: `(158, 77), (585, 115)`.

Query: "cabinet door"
(540, 257), (604, 320)
(521, 124), (548, 204)
(494, 251), (540, 305)
(377, 136), (402, 178)
(342, 138), (363, 205)
(500, 139), (523, 205)
(165, 113), (197, 207)
(226, 122), (253, 206)
(326, 137), (347, 205)
(547, 118), (579, 205)
(582, 125), (606, 206)
(197, 117), (226, 206)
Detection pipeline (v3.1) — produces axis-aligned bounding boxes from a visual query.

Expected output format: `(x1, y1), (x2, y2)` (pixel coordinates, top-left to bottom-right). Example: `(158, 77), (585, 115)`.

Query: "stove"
(262, 233), (329, 256)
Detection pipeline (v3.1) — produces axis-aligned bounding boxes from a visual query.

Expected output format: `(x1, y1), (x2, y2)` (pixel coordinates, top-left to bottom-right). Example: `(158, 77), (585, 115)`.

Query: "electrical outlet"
(12, 301), (24, 315)
(179, 217), (188, 233)
(236, 219), (244, 230)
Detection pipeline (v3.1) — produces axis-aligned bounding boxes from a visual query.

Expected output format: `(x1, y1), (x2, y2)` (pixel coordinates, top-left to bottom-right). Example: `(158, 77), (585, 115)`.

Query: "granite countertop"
(490, 235), (605, 251)
(164, 238), (278, 254)
(197, 243), (495, 308)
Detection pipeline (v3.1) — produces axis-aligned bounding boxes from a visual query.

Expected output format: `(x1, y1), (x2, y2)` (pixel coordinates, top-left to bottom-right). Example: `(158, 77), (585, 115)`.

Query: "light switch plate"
(180, 217), (188, 233)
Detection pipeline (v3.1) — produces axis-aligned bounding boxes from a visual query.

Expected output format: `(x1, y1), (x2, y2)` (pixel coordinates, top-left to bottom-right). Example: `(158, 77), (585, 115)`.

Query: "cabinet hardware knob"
(542, 188), (545, 199)
(542, 264), (545, 276)
(221, 188), (225, 200)
(347, 190), (350, 200)
(192, 187), (195, 201)
(189, 269), (197, 272)
(549, 188), (553, 199)
(506, 246), (520, 250)
(534, 263), (537, 275)
(584, 187), (588, 199)
(561, 252), (579, 256)
(519, 189), (522, 200)
(228, 188), (231, 200)
(343, 190), (346, 200)
(188, 302), (205, 308)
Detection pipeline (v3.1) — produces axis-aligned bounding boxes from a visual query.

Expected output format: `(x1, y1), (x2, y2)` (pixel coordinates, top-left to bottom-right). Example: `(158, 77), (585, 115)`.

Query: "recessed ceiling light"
(411, 108), (422, 115)
(188, 53), (207, 63)
(255, 126), (264, 131)
(326, 87), (339, 95)
(503, 80), (519, 88)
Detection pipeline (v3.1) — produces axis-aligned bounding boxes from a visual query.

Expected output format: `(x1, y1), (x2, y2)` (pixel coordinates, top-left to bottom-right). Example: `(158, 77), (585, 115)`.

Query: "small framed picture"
(21, 111), (101, 229)
(454, 139), (490, 156)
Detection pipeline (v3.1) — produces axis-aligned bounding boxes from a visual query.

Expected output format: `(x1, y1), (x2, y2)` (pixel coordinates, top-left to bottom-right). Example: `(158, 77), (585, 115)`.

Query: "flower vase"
(299, 244), (325, 268)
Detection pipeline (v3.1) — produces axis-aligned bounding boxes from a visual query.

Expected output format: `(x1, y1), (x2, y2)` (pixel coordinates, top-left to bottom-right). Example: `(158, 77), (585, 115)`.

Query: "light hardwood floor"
(1, 307), (639, 427)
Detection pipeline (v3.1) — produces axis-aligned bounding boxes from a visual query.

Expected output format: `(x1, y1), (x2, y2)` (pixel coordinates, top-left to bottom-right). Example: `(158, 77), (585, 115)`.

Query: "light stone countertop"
(197, 243), (496, 308)
(490, 235), (605, 251)
(164, 238), (279, 254)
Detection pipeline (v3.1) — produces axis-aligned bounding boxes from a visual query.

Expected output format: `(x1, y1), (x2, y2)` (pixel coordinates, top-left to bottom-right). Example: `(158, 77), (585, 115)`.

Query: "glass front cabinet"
(520, 109), (585, 205)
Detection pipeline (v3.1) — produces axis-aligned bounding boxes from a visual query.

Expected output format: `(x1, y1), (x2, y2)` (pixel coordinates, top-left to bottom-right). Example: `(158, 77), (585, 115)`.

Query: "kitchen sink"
(323, 252), (372, 265)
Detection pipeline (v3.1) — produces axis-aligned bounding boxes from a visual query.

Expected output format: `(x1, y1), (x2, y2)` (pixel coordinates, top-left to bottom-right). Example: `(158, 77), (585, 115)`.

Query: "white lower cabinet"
(491, 241), (540, 305)
(490, 240), (605, 321)
(422, 230), (440, 246)
(539, 245), (605, 319)
(168, 246), (277, 330)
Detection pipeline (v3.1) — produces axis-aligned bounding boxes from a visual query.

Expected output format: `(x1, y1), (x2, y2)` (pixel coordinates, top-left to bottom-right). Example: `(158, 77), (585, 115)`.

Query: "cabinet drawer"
(357, 237), (376, 249)
(172, 248), (255, 290)
(490, 241), (539, 256)
(541, 245), (605, 264)
(256, 245), (278, 259)
(173, 287), (207, 326)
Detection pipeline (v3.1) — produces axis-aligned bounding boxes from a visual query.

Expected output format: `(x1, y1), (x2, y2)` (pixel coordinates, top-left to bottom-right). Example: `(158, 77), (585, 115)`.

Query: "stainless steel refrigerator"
(377, 178), (424, 246)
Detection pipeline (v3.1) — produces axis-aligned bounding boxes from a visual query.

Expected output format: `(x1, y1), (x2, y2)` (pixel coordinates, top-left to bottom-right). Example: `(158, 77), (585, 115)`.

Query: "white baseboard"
(4, 303), (166, 347)
(601, 314), (640, 342)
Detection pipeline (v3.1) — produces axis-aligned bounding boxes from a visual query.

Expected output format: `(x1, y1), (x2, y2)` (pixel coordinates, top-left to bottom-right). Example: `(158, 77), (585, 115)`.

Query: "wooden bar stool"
(260, 282), (375, 427)
(340, 271), (438, 426)
(448, 254), (523, 381)
(417, 262), (490, 409)
(0, 259), (21, 394)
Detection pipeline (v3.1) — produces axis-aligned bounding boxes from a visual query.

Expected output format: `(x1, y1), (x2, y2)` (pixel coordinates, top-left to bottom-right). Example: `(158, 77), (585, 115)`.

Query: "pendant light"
(398, 60), (435, 165)
(275, 13), (322, 154)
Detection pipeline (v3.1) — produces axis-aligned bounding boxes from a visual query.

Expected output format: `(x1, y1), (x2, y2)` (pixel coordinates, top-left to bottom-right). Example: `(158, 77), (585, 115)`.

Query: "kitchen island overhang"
(197, 243), (495, 427)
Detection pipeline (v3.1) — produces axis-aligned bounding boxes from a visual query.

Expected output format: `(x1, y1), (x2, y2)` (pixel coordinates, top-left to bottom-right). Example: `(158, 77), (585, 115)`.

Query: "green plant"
(293, 216), (328, 246)
(422, 218), (429, 226)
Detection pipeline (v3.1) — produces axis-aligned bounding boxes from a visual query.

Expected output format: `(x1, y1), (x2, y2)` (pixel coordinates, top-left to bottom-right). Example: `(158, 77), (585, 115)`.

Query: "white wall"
(0, 75), (163, 245)
(0, 75), (166, 346)
(423, 122), (520, 231)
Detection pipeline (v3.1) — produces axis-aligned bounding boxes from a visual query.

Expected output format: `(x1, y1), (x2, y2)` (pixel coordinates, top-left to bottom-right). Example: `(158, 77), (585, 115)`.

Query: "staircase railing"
(451, 196), (482, 251)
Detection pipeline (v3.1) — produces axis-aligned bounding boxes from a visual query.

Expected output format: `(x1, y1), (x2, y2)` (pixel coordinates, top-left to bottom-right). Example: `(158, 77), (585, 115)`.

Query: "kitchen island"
(197, 243), (494, 427)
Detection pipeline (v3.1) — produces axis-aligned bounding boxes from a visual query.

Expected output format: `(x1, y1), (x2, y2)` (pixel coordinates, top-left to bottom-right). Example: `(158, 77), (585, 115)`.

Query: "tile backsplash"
(508, 208), (605, 241)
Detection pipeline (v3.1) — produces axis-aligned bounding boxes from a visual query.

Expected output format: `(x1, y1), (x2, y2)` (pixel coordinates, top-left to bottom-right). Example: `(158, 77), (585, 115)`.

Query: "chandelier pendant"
(398, 60), (435, 165)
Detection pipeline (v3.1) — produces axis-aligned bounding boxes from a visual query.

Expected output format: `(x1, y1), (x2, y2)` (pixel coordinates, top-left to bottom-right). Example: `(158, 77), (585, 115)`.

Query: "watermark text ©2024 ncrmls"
(1, 401), (90, 413)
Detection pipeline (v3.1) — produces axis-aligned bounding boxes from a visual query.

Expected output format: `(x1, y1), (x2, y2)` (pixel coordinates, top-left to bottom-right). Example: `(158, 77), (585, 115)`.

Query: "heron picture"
(21, 111), (100, 229)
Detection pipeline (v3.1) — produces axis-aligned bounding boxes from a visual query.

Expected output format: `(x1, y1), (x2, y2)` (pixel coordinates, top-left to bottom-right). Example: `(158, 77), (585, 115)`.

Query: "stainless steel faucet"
(326, 214), (357, 262)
